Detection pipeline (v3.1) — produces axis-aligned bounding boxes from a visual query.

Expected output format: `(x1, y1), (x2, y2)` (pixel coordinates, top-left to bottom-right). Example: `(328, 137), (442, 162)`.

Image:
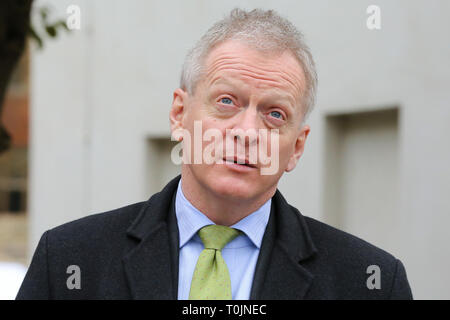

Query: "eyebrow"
(209, 76), (234, 88)
(208, 76), (297, 112)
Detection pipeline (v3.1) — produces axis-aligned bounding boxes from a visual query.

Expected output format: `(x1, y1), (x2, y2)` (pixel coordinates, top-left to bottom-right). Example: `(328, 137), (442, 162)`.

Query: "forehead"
(202, 40), (305, 101)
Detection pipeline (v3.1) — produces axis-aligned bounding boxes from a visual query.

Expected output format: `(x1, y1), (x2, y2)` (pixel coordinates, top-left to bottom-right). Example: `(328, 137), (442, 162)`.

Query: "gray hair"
(180, 8), (318, 120)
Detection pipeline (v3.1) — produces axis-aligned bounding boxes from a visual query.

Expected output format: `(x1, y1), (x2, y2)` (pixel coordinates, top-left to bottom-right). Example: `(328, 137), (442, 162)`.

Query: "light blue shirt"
(175, 180), (271, 300)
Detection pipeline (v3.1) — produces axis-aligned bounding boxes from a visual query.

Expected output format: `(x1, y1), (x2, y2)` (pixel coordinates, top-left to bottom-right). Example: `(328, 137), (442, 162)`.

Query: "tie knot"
(198, 225), (241, 251)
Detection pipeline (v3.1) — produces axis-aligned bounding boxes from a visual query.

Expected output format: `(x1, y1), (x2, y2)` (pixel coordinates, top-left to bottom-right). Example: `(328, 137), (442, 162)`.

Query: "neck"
(180, 168), (276, 226)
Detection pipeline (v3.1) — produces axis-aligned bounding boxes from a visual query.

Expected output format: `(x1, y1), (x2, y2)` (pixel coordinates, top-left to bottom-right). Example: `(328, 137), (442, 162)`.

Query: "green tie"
(188, 225), (241, 300)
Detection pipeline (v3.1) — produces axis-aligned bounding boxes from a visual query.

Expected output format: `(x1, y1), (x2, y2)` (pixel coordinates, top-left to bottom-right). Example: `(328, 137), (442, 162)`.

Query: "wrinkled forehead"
(201, 40), (306, 104)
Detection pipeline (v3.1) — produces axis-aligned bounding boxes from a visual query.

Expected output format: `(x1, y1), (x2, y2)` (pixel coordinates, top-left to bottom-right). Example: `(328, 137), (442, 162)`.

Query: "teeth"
(225, 159), (248, 166)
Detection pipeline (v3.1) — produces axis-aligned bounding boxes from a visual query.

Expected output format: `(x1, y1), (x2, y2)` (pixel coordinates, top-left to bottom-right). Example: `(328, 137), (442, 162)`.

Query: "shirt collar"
(175, 180), (271, 249)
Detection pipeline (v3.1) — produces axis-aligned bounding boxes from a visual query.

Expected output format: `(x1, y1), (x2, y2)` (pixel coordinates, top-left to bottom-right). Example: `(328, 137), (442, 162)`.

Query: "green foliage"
(28, 6), (70, 49)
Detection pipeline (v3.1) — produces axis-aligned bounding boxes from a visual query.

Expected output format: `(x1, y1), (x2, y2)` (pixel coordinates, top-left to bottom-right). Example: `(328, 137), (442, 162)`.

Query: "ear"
(170, 88), (189, 140)
(285, 124), (310, 172)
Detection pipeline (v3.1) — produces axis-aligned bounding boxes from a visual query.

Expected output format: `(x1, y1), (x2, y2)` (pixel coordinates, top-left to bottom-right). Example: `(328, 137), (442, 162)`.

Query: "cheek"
(201, 114), (230, 136)
(277, 139), (297, 165)
(187, 102), (219, 127)
(184, 105), (209, 133)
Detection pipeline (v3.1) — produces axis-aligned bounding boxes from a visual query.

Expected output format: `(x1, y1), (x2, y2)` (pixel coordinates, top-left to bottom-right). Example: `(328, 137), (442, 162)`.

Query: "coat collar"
(123, 175), (318, 300)
(123, 175), (180, 299)
(250, 189), (318, 299)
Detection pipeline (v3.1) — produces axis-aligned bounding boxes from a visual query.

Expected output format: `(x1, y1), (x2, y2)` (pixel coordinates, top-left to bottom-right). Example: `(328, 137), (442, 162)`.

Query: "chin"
(211, 177), (256, 200)
(204, 166), (268, 201)
(187, 163), (280, 202)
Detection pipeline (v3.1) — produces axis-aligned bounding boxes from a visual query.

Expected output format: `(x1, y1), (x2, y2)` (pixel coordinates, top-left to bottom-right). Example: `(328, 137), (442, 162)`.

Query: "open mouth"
(223, 157), (257, 169)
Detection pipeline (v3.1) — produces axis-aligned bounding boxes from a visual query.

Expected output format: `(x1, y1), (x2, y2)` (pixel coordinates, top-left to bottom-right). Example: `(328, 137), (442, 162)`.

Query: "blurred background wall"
(2, 0), (448, 299)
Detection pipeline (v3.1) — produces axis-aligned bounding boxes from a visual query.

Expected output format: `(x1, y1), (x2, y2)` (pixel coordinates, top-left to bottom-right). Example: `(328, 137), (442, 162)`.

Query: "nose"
(229, 105), (260, 147)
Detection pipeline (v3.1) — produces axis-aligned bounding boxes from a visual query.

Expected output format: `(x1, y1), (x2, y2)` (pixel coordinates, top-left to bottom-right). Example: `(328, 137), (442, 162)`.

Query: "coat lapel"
(250, 190), (318, 300)
(122, 176), (181, 300)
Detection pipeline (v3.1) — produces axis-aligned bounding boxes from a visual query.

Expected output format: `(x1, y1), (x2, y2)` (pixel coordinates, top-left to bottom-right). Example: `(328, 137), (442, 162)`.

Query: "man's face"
(171, 40), (310, 202)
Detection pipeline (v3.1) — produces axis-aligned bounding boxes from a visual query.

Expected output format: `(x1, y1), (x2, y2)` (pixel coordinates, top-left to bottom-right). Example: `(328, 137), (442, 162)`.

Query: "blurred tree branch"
(29, 6), (70, 50)
(0, 1), (70, 155)
(0, 0), (33, 155)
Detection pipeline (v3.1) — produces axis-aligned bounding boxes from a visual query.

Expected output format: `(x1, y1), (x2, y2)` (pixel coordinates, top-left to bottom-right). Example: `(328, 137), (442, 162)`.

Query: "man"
(17, 8), (412, 300)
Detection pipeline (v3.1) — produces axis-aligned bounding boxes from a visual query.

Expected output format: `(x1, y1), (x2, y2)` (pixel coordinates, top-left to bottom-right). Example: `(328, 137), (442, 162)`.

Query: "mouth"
(223, 157), (257, 169)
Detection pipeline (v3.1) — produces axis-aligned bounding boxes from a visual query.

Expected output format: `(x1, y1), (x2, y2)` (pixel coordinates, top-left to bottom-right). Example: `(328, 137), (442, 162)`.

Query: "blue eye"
(220, 97), (233, 104)
(270, 111), (283, 119)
